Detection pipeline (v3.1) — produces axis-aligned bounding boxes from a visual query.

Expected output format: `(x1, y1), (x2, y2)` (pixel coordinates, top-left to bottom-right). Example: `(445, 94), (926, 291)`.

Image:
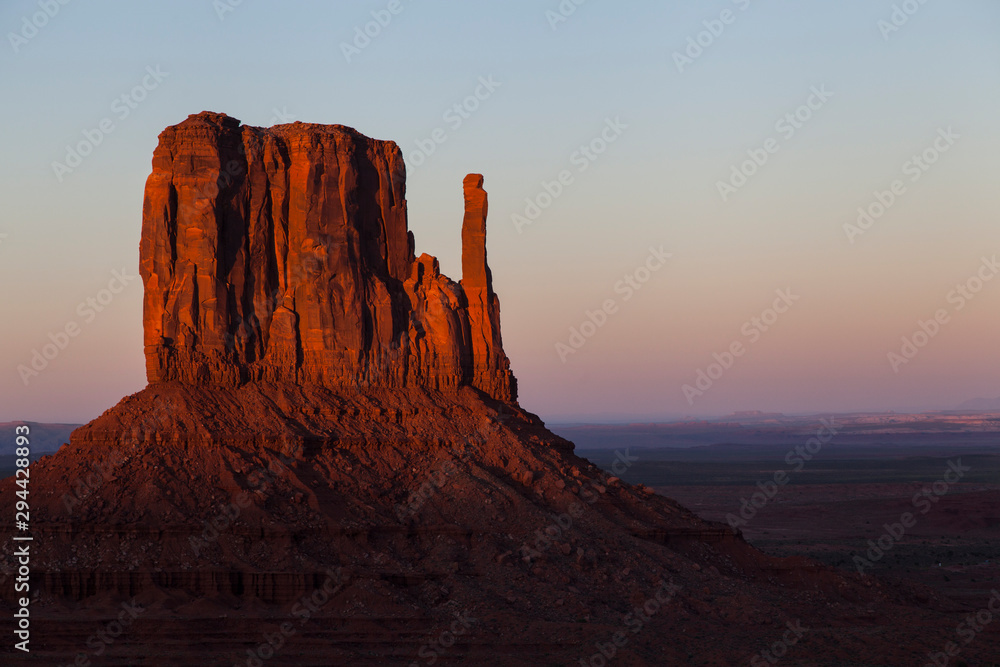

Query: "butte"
(0, 112), (974, 666)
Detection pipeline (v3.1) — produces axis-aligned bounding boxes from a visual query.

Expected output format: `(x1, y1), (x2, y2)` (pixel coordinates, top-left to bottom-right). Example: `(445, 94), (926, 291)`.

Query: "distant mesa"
(728, 410), (786, 420)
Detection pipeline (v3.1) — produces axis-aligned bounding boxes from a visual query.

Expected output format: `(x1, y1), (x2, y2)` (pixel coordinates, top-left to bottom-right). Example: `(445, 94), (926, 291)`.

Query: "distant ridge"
(957, 396), (1000, 411)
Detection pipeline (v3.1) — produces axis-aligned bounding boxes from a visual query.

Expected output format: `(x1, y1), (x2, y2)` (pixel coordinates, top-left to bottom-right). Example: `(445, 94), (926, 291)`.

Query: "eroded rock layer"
(141, 112), (515, 400)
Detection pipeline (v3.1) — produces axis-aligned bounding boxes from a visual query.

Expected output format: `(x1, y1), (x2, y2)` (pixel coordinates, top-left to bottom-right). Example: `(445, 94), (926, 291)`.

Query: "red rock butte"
(141, 111), (515, 401)
(2, 112), (989, 666)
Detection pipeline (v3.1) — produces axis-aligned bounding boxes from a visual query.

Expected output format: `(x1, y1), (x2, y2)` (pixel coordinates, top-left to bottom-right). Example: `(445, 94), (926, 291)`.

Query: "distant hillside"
(0, 422), (80, 455)
(957, 397), (1000, 411)
(551, 412), (1000, 455)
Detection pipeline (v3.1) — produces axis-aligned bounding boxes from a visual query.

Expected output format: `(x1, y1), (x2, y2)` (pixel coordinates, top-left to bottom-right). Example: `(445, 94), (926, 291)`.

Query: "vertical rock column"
(461, 174), (516, 401)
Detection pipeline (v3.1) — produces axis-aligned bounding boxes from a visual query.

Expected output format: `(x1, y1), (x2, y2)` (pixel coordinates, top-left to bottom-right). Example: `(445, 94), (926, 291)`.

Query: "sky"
(2, 0), (999, 424)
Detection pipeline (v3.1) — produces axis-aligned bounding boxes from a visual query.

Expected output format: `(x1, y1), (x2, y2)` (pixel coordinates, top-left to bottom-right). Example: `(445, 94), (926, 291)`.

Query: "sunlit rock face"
(140, 112), (515, 401)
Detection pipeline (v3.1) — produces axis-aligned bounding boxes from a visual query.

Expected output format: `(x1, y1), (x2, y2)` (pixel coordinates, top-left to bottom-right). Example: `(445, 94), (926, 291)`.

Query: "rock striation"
(141, 112), (515, 401)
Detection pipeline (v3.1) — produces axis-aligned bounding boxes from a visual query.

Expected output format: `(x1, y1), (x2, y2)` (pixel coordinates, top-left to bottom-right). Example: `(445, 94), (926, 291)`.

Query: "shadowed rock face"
(141, 111), (515, 401)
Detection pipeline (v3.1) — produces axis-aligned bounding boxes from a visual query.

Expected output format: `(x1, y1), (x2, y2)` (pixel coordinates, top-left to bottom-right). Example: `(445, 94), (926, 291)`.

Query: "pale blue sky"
(2, 1), (999, 422)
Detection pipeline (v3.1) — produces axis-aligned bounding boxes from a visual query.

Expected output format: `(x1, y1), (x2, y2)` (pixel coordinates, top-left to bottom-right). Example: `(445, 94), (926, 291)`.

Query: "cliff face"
(140, 112), (515, 401)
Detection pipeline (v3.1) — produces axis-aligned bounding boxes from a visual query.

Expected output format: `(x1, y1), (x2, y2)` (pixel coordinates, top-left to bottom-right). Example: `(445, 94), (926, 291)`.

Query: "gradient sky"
(2, 0), (999, 423)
